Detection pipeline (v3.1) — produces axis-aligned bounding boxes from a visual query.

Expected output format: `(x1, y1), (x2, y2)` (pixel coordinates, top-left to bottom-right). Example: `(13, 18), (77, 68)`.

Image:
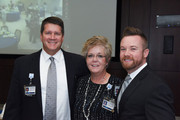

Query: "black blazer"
(118, 66), (175, 120)
(3, 49), (89, 120)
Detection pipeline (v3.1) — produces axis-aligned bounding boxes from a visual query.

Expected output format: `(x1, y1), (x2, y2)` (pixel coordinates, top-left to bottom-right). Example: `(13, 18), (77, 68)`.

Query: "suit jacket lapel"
(62, 50), (73, 101)
(119, 66), (149, 110)
(31, 50), (43, 113)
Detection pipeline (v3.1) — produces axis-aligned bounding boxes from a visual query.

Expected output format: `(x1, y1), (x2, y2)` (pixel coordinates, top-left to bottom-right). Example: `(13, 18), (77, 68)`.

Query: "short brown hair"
(40, 16), (64, 35)
(122, 27), (148, 49)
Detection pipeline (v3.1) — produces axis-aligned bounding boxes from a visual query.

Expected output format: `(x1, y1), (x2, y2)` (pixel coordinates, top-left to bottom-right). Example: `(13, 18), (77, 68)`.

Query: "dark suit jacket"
(118, 66), (175, 120)
(3, 49), (89, 120)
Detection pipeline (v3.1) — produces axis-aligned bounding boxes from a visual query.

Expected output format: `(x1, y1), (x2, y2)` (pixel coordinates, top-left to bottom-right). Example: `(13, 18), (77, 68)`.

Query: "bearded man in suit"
(117, 26), (175, 120)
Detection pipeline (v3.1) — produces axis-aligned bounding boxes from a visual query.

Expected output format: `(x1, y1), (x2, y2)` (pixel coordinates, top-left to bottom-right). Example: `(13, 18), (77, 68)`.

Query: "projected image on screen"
(0, 0), (63, 54)
(0, 0), (117, 56)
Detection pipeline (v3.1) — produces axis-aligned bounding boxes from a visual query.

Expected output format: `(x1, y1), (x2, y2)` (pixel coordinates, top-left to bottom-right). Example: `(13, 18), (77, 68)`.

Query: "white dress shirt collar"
(129, 62), (147, 80)
(41, 49), (63, 63)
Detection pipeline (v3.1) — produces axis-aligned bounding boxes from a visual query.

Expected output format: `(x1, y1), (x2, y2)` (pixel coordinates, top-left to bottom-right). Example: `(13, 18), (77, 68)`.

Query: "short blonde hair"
(82, 35), (112, 62)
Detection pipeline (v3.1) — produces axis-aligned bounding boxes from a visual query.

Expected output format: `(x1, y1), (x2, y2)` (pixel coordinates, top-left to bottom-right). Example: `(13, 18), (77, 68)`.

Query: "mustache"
(122, 56), (132, 60)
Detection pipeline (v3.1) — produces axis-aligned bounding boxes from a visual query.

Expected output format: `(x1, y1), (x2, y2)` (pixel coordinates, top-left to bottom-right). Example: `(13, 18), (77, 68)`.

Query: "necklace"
(82, 73), (106, 120)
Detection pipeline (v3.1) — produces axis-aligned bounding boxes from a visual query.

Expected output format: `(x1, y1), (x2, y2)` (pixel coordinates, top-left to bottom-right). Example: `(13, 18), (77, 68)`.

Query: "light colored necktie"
(44, 57), (57, 120)
(117, 75), (131, 113)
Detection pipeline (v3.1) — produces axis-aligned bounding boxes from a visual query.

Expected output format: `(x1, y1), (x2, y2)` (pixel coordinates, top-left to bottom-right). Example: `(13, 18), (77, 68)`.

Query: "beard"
(120, 56), (144, 72)
(121, 60), (136, 71)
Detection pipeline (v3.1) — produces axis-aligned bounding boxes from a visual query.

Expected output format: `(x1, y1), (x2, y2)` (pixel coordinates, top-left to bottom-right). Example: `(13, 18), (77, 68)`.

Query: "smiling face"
(86, 45), (108, 75)
(120, 35), (149, 73)
(40, 23), (64, 55)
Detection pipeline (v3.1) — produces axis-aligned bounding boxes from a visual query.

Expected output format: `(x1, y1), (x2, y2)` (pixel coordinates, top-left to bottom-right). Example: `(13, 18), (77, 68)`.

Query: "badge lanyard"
(24, 73), (36, 96)
(102, 83), (115, 112)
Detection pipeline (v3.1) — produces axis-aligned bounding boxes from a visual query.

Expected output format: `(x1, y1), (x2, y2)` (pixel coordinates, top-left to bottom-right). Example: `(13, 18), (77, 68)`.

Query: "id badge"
(114, 85), (120, 96)
(24, 85), (36, 96)
(102, 98), (115, 112)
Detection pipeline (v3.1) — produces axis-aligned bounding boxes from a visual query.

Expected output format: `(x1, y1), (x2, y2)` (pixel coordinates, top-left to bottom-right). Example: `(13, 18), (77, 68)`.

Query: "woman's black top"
(74, 75), (121, 120)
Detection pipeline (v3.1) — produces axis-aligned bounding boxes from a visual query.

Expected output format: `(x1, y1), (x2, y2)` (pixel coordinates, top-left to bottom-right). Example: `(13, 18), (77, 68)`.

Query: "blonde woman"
(74, 36), (122, 120)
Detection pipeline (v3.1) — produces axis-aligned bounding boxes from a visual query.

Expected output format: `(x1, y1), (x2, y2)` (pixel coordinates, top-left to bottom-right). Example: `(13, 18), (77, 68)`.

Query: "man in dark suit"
(3, 17), (89, 120)
(117, 26), (175, 120)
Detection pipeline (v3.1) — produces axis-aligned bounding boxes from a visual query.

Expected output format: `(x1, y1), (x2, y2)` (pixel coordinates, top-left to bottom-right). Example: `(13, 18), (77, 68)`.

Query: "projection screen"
(0, 0), (117, 56)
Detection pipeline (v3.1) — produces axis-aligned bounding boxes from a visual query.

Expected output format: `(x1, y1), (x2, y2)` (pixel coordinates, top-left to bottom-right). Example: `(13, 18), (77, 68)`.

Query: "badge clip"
(106, 83), (112, 91)
(29, 73), (34, 85)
